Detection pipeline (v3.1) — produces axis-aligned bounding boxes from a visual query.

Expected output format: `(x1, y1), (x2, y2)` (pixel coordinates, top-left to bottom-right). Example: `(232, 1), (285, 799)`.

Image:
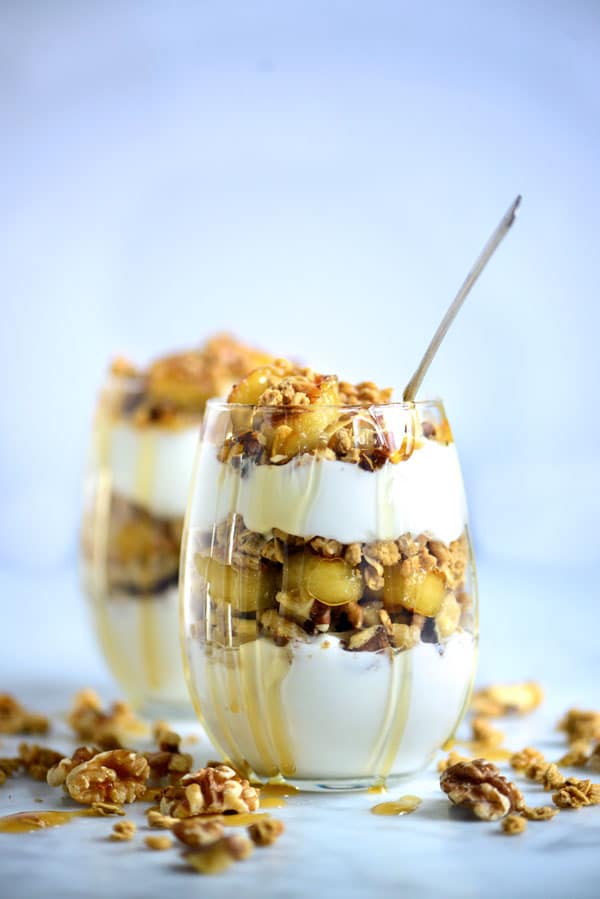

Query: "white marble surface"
(1, 563), (599, 899)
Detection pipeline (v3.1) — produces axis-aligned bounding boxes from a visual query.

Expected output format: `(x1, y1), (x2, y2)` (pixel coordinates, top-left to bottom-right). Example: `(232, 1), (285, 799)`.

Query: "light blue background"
(2, 0), (599, 576)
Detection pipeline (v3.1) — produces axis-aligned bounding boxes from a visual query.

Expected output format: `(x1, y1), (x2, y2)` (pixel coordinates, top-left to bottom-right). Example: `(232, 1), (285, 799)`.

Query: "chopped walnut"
(501, 814), (527, 835)
(261, 537), (285, 564)
(364, 540), (400, 567)
(67, 689), (147, 749)
(172, 818), (224, 847)
(110, 819), (136, 841)
(471, 719), (504, 749)
(0, 757), (21, 780)
(346, 625), (390, 653)
(66, 749), (150, 805)
(160, 765), (259, 818)
(152, 721), (182, 753)
(18, 743), (63, 781)
(557, 740), (590, 767)
(260, 609), (308, 645)
(553, 778), (600, 809)
(558, 709), (600, 744)
(145, 835), (173, 851)
(90, 801), (125, 817)
(524, 761), (566, 791)
(440, 759), (523, 821)
(248, 818), (285, 846)
(471, 682), (544, 717)
(184, 835), (254, 874)
(0, 694), (49, 735)
(47, 746), (98, 787)
(144, 750), (193, 783)
(520, 805), (558, 821)
(363, 555), (385, 591)
(510, 747), (545, 772)
(390, 623), (421, 651)
(146, 809), (179, 829)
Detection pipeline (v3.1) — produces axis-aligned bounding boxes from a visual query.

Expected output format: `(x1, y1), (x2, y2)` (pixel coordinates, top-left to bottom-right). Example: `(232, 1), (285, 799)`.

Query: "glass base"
(284, 765), (429, 793)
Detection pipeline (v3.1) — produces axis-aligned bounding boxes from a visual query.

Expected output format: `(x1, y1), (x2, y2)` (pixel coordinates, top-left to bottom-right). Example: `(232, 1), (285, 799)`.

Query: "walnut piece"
(18, 743), (63, 781)
(160, 765), (260, 818)
(437, 751), (471, 774)
(0, 694), (49, 735)
(144, 750), (193, 783)
(471, 718), (504, 748)
(471, 682), (543, 717)
(440, 759), (523, 821)
(184, 835), (254, 875)
(67, 689), (147, 749)
(47, 746), (98, 787)
(110, 820), (136, 841)
(145, 835), (173, 851)
(66, 749), (150, 804)
(152, 721), (182, 753)
(248, 818), (285, 846)
(172, 818), (225, 847)
(501, 814), (527, 835)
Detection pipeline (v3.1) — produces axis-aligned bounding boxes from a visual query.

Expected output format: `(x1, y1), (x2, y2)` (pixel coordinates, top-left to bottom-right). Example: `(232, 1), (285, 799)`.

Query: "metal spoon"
(402, 195), (522, 403)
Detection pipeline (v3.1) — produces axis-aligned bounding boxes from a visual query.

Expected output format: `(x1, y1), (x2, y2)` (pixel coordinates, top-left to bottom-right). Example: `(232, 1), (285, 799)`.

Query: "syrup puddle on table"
(370, 795), (422, 816)
(257, 782), (298, 809)
(0, 810), (94, 834)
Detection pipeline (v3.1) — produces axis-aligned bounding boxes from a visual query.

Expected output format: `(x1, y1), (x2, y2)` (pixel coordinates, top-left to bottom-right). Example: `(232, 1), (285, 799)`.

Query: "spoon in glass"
(402, 195), (522, 403)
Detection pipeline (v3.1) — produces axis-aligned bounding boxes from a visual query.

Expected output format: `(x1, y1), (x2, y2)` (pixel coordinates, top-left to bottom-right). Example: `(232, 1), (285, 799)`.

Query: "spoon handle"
(402, 195), (522, 403)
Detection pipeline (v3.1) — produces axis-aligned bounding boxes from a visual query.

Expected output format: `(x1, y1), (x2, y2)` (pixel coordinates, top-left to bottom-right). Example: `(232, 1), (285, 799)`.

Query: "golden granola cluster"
(194, 520), (472, 654)
(219, 359), (449, 469)
(107, 333), (273, 428)
(67, 689), (147, 749)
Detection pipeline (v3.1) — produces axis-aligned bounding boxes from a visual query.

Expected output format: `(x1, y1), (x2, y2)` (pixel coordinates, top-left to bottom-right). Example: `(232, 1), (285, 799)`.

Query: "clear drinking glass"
(81, 373), (202, 712)
(181, 397), (477, 789)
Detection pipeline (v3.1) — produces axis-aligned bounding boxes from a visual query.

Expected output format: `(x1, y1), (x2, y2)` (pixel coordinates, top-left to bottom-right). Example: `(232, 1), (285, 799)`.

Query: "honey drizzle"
(368, 649), (413, 780)
(259, 797), (287, 809)
(370, 795), (422, 816)
(135, 431), (160, 692)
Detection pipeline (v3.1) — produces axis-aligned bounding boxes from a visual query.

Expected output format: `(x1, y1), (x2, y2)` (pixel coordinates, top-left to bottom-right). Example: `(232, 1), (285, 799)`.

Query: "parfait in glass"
(181, 360), (477, 788)
(81, 335), (272, 712)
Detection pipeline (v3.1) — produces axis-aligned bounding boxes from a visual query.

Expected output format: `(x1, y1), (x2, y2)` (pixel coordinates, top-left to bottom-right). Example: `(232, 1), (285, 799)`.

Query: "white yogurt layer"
(190, 439), (467, 544)
(95, 421), (200, 518)
(194, 631), (475, 781)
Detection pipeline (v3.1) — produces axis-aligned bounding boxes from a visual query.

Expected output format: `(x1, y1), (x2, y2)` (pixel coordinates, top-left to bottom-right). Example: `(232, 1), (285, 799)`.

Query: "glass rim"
(204, 396), (444, 412)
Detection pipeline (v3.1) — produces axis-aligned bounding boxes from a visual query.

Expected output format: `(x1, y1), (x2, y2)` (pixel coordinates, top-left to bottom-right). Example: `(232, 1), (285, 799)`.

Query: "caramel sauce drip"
(371, 795), (422, 816)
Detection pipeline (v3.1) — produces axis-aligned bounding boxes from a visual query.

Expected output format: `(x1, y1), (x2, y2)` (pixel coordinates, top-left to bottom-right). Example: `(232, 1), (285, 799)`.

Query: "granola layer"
(191, 520), (473, 653)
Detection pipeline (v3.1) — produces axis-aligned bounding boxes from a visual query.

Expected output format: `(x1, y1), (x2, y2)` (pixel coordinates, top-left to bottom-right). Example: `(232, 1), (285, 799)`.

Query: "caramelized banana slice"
(194, 556), (276, 613)
(284, 553), (362, 606)
(383, 569), (445, 617)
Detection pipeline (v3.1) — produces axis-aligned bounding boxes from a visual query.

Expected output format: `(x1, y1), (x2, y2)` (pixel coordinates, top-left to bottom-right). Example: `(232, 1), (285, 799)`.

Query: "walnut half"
(440, 759), (523, 821)
(66, 749), (150, 804)
(160, 765), (259, 818)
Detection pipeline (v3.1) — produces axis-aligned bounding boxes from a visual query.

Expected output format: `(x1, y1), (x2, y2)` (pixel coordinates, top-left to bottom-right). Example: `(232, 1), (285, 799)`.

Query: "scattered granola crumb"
(440, 759), (523, 821)
(524, 761), (566, 791)
(471, 682), (543, 717)
(18, 743), (63, 781)
(553, 778), (600, 809)
(501, 814), (527, 835)
(144, 834), (173, 851)
(557, 740), (590, 767)
(0, 694), (49, 735)
(110, 819), (137, 841)
(558, 709), (600, 745)
(510, 747), (545, 772)
(520, 805), (558, 821)
(248, 818), (285, 847)
(471, 718), (504, 748)
(437, 751), (471, 773)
